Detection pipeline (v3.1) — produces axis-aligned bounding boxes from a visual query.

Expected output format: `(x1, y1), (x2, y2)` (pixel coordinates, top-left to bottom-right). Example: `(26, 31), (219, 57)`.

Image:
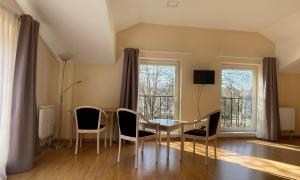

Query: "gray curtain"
(119, 48), (139, 110)
(7, 15), (39, 173)
(114, 48), (139, 140)
(263, 57), (280, 141)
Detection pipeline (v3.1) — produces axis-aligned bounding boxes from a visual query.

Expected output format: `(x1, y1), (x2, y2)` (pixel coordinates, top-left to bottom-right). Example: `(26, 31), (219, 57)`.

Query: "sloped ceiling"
(110, 0), (300, 33)
(15, 0), (300, 72)
(16, 0), (115, 64)
(109, 0), (300, 73)
(260, 12), (300, 73)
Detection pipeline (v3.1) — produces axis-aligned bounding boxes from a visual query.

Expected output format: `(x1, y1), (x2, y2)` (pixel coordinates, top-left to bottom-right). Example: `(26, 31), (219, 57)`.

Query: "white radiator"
(279, 107), (295, 131)
(38, 105), (56, 141)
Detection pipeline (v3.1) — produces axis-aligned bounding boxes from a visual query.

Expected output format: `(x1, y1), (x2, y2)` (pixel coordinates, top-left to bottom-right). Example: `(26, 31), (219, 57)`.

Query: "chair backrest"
(74, 106), (101, 130)
(117, 108), (137, 137)
(208, 111), (221, 136)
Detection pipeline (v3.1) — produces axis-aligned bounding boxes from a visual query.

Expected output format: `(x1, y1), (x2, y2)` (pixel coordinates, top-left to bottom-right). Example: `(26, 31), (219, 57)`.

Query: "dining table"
(141, 119), (187, 160)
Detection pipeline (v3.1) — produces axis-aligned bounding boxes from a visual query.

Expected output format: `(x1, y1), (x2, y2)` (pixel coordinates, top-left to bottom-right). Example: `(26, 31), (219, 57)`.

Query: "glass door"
(221, 65), (257, 132)
(138, 61), (179, 120)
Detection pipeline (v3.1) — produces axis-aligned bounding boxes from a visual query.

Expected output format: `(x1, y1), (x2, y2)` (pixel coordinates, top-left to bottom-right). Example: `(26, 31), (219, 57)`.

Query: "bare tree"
(138, 65), (176, 119)
(221, 70), (253, 128)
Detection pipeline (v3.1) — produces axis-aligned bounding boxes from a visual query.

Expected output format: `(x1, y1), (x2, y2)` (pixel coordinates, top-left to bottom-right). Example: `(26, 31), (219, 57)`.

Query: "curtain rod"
(121, 48), (192, 56)
(217, 55), (263, 60)
(0, 1), (21, 17)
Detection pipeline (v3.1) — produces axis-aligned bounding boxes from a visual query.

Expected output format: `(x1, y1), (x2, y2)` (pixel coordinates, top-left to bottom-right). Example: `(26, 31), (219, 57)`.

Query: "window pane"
(221, 68), (256, 131)
(138, 64), (176, 120)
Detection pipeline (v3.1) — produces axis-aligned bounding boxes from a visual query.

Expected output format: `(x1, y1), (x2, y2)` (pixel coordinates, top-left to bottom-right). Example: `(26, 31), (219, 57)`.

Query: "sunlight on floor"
(247, 140), (300, 152)
(164, 141), (300, 179)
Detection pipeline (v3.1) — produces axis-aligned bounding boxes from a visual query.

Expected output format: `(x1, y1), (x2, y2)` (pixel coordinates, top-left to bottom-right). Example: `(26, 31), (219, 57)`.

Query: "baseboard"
(55, 131), (300, 143)
(58, 135), (257, 143)
(39, 136), (54, 147)
(219, 132), (256, 138)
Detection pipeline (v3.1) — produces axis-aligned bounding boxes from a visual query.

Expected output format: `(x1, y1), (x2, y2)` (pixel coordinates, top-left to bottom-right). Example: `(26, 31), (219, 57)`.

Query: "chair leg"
(167, 129), (170, 160)
(97, 132), (100, 154)
(156, 134), (159, 163)
(135, 140), (138, 169)
(205, 138), (208, 166)
(117, 137), (121, 163)
(214, 138), (217, 159)
(80, 134), (82, 148)
(104, 129), (107, 148)
(193, 139), (196, 154)
(142, 126), (145, 152)
(75, 132), (79, 154)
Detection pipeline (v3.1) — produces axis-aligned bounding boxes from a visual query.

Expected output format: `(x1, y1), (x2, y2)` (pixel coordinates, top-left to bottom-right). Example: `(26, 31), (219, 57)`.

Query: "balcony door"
(221, 65), (257, 132)
(138, 60), (179, 120)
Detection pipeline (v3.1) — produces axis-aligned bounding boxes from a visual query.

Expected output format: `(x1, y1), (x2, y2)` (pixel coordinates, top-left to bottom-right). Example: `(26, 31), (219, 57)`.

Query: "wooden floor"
(8, 138), (300, 180)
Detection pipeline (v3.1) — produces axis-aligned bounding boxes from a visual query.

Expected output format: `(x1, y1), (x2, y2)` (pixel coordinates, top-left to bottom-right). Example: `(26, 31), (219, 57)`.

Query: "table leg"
(159, 131), (161, 146)
(142, 125), (145, 152)
(110, 112), (114, 147)
(167, 129), (170, 160)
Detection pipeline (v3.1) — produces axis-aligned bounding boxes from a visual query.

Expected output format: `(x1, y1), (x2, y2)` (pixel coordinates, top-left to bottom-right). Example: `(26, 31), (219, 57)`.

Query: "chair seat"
(124, 130), (155, 137)
(99, 124), (105, 128)
(184, 129), (206, 136)
(78, 124), (105, 130)
(139, 130), (155, 137)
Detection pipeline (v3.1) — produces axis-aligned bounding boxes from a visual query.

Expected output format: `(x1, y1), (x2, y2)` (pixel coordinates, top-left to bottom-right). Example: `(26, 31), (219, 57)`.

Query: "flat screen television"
(193, 70), (215, 84)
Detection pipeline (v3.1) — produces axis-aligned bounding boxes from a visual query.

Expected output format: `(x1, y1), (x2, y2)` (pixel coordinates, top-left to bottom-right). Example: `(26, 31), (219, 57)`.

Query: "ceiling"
(14, 0), (300, 72)
(110, 0), (300, 33)
(16, 0), (115, 64)
(110, 0), (300, 73)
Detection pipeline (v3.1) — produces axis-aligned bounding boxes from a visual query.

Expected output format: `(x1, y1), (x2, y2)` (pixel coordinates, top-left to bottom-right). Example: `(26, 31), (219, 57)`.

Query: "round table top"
(149, 119), (188, 127)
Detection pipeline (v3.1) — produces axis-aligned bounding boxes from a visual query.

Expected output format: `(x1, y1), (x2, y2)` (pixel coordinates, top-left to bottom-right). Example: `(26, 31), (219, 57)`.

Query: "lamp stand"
(52, 58), (69, 149)
(52, 57), (83, 149)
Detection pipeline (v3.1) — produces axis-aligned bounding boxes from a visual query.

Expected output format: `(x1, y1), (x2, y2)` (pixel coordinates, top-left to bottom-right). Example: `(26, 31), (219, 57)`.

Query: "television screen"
(193, 70), (215, 84)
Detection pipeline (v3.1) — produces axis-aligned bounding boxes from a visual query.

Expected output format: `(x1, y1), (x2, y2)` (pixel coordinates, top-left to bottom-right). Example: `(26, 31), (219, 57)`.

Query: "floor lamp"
(54, 56), (83, 149)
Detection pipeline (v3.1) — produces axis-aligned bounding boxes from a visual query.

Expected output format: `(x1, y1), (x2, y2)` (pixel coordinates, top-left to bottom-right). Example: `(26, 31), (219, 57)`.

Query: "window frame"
(138, 58), (181, 120)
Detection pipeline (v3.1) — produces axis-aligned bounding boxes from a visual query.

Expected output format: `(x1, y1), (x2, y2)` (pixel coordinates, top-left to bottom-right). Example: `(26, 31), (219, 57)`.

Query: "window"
(221, 65), (257, 132)
(138, 60), (180, 120)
